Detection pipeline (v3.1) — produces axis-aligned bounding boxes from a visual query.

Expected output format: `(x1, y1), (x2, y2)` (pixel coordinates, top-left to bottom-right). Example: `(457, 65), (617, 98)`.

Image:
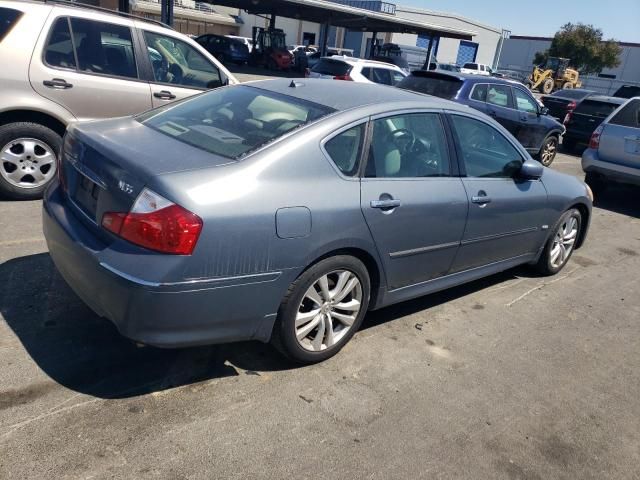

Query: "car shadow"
(592, 182), (640, 218)
(1, 253), (537, 399)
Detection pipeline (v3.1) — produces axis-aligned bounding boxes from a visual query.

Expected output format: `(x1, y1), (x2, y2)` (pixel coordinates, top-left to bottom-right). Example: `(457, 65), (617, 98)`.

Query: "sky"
(399, 0), (640, 42)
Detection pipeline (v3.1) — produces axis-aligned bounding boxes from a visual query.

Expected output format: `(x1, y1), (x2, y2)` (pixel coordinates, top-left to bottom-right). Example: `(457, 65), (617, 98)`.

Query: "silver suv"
(582, 97), (640, 194)
(0, 0), (237, 199)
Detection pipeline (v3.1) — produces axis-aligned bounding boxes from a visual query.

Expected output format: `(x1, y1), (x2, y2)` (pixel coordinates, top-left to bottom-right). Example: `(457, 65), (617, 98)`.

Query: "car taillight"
(589, 125), (604, 150)
(567, 100), (577, 111)
(334, 74), (353, 81)
(304, 68), (311, 78)
(563, 111), (573, 125)
(102, 188), (202, 255)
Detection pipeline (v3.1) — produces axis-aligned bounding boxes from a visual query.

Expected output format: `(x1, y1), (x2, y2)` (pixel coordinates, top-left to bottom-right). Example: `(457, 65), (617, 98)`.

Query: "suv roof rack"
(41, 0), (173, 30)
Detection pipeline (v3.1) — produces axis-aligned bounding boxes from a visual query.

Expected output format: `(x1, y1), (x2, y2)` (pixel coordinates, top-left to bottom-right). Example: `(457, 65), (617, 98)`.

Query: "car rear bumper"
(582, 148), (640, 186)
(42, 183), (287, 348)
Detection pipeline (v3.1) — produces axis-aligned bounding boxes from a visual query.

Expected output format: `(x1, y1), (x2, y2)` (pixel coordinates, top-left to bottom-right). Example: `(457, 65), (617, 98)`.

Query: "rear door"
(359, 111), (468, 290)
(485, 83), (519, 136)
(139, 28), (227, 107)
(447, 113), (548, 271)
(30, 15), (152, 121)
(599, 99), (640, 168)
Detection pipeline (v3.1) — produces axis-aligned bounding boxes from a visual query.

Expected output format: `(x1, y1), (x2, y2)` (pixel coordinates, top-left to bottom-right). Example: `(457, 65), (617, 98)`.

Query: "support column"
(161, 0), (174, 26)
(269, 14), (276, 30)
(320, 21), (330, 56)
(369, 31), (377, 58)
(118, 0), (129, 14)
(423, 34), (434, 70)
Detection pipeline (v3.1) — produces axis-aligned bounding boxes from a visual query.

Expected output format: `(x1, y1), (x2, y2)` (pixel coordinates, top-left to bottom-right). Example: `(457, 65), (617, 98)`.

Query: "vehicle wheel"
(533, 208), (582, 276)
(585, 172), (607, 196)
(271, 255), (371, 364)
(538, 135), (559, 166)
(542, 78), (554, 94)
(0, 122), (61, 200)
(562, 82), (574, 89)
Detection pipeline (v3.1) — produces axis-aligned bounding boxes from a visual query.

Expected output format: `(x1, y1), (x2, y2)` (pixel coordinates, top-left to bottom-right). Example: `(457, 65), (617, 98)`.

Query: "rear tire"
(533, 208), (582, 276)
(562, 82), (574, 89)
(271, 255), (371, 364)
(542, 78), (554, 94)
(0, 122), (62, 200)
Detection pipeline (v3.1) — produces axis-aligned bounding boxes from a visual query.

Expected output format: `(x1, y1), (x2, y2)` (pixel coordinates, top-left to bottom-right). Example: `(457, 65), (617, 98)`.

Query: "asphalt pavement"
(1, 141), (639, 477)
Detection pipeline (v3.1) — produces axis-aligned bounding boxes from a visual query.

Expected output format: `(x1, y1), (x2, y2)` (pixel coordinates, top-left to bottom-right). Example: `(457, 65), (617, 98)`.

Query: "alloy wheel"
(549, 215), (578, 268)
(0, 138), (57, 189)
(540, 138), (557, 166)
(295, 270), (363, 352)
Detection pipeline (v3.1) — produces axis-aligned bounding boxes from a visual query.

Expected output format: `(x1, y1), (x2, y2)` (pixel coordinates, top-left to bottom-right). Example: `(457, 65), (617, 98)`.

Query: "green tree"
(533, 23), (622, 74)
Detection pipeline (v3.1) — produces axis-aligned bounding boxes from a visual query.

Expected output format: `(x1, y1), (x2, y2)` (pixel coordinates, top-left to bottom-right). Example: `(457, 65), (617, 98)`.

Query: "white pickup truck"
(460, 62), (493, 76)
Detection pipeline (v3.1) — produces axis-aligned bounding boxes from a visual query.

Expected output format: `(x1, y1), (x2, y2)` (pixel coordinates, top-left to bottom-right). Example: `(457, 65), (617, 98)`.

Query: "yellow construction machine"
(527, 57), (582, 94)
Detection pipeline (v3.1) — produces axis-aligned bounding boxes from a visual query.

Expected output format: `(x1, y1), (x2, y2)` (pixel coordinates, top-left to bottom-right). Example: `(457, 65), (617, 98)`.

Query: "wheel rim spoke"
(333, 277), (358, 303)
(318, 275), (331, 301)
(304, 285), (323, 307)
(311, 315), (326, 351)
(331, 311), (356, 326)
(334, 298), (360, 312)
(296, 308), (321, 327)
(324, 315), (335, 348)
(296, 314), (321, 340)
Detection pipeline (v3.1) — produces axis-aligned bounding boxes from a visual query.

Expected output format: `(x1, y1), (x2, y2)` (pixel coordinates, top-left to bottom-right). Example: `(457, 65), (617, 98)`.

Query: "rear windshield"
(312, 59), (351, 76)
(550, 89), (592, 100)
(0, 7), (22, 42)
(609, 99), (640, 128)
(137, 86), (334, 159)
(397, 75), (463, 100)
(613, 86), (640, 99)
(575, 99), (622, 117)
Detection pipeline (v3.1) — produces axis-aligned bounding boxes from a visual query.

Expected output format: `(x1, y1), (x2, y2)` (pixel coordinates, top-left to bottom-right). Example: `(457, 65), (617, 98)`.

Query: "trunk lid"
(541, 97), (572, 120)
(61, 117), (234, 232)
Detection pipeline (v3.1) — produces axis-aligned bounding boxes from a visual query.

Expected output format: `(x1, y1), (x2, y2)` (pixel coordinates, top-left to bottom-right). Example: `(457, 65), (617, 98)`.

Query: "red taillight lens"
(334, 74), (353, 81)
(589, 125), (604, 150)
(102, 189), (202, 255)
(563, 111), (573, 125)
(567, 100), (577, 110)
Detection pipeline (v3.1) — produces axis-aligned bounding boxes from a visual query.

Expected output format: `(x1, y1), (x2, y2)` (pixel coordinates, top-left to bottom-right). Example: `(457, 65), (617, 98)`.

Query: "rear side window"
(312, 59), (351, 76)
(609, 100), (640, 128)
(0, 7), (22, 42)
(464, 63), (478, 69)
(138, 85), (334, 159)
(575, 100), (621, 117)
(487, 84), (511, 108)
(470, 84), (487, 101)
(44, 18), (76, 70)
(324, 124), (365, 176)
(397, 75), (463, 99)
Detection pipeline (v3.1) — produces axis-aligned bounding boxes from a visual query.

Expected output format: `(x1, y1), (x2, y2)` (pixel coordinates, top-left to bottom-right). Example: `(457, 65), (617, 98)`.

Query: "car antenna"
(289, 80), (304, 88)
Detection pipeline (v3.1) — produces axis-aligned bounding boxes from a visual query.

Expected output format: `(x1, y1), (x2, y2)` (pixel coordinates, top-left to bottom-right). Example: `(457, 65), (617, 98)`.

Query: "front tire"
(533, 208), (582, 276)
(271, 255), (371, 364)
(542, 78), (555, 94)
(0, 122), (61, 200)
(538, 135), (559, 166)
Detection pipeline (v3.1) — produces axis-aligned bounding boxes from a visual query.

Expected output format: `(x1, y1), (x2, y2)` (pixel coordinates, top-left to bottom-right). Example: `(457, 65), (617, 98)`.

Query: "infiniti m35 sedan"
(43, 79), (592, 363)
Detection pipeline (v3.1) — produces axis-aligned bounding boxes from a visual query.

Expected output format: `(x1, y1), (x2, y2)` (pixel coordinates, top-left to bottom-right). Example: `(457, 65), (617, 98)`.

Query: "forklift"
(249, 26), (292, 70)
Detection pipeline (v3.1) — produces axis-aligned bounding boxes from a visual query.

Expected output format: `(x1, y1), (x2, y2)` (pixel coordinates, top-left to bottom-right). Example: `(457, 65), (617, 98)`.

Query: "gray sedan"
(43, 79), (593, 363)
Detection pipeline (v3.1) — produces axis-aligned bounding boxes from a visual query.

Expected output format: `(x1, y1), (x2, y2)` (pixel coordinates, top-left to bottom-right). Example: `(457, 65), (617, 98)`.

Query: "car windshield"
(575, 99), (622, 117)
(137, 86), (335, 159)
(397, 75), (463, 99)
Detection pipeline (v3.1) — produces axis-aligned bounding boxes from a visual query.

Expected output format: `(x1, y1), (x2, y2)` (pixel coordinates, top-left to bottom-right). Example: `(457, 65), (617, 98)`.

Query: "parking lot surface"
(1, 146), (639, 479)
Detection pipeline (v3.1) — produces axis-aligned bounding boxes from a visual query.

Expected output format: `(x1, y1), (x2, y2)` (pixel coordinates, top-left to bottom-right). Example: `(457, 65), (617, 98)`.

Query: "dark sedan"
(43, 80), (592, 363)
(397, 71), (566, 166)
(540, 88), (595, 123)
(196, 34), (249, 65)
(564, 95), (626, 151)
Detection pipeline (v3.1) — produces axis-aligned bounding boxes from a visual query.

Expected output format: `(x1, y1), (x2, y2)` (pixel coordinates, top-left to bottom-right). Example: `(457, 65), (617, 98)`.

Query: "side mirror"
(539, 106), (549, 116)
(519, 159), (544, 179)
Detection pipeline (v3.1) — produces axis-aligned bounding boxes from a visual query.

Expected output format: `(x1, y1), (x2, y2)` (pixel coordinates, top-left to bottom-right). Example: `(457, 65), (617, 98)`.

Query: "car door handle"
(370, 199), (401, 209)
(471, 195), (492, 205)
(153, 90), (176, 100)
(43, 78), (72, 89)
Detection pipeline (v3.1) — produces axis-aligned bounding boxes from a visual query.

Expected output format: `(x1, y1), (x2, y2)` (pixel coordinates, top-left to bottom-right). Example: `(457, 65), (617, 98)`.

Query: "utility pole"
(161, 0), (174, 27)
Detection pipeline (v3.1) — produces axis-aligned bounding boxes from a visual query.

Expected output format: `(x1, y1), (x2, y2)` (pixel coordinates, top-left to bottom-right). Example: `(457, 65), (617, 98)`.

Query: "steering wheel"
(386, 128), (416, 154)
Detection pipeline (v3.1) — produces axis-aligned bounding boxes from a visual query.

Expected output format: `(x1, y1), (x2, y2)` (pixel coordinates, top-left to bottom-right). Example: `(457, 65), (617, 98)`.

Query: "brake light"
(563, 111), (573, 125)
(334, 74), (353, 81)
(589, 124), (604, 150)
(102, 188), (202, 255)
(567, 100), (577, 111)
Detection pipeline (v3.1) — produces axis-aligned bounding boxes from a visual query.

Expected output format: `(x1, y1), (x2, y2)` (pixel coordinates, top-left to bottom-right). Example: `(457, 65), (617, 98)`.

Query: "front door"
(360, 112), (468, 290)
(30, 16), (152, 122)
(447, 113), (548, 272)
(512, 86), (548, 150)
(140, 30), (226, 108)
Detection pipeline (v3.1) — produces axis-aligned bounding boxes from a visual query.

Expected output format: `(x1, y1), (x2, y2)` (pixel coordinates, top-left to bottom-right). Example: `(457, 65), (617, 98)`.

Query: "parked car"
(563, 95), (626, 151)
(492, 69), (526, 83)
(288, 45), (317, 55)
(436, 63), (461, 73)
(196, 34), (250, 65)
(460, 63), (493, 76)
(306, 48), (353, 70)
(43, 79), (592, 363)
(397, 71), (565, 165)
(613, 85), (640, 99)
(0, 0), (236, 200)
(377, 43), (431, 71)
(225, 35), (254, 53)
(540, 88), (596, 122)
(307, 57), (407, 85)
(371, 55), (412, 74)
(582, 97), (640, 193)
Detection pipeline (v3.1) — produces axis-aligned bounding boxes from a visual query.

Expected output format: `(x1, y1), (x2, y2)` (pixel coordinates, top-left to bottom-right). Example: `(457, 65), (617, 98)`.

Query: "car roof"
(320, 56), (402, 69)
(408, 70), (522, 86)
(247, 78), (462, 112)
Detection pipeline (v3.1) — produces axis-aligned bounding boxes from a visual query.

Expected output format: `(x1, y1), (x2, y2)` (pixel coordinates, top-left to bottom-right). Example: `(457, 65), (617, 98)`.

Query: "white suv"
(307, 56), (407, 85)
(460, 63), (493, 76)
(0, 0), (237, 199)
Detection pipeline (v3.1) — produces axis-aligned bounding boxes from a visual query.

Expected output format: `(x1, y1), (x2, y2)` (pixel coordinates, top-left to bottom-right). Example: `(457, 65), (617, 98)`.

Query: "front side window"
(513, 88), (538, 114)
(70, 18), (137, 79)
(365, 113), (450, 178)
(487, 84), (511, 108)
(450, 115), (523, 178)
(324, 124), (365, 176)
(138, 85), (334, 159)
(144, 31), (222, 89)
